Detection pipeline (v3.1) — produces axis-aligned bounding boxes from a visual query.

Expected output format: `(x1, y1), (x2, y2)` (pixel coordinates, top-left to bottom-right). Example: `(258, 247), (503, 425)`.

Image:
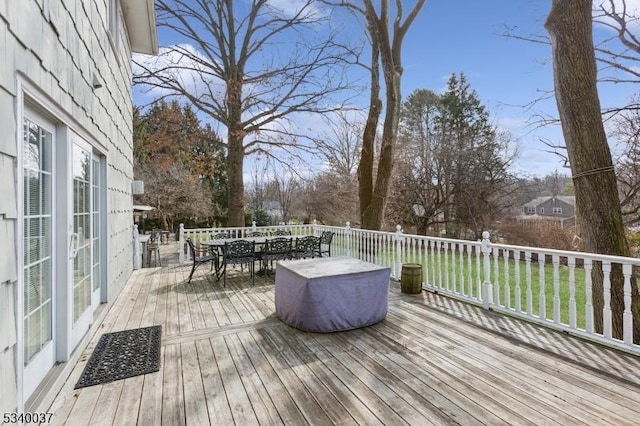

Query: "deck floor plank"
(236, 330), (309, 425)
(210, 334), (260, 425)
(195, 338), (235, 425)
(46, 243), (640, 425)
(393, 301), (640, 422)
(180, 342), (211, 426)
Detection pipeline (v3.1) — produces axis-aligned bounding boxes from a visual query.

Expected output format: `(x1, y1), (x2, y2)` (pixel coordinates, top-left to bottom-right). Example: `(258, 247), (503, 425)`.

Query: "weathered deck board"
(47, 243), (640, 425)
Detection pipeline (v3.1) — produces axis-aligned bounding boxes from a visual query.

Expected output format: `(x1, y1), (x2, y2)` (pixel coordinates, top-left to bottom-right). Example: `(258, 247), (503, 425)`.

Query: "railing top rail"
(182, 223), (640, 265)
(492, 241), (640, 265)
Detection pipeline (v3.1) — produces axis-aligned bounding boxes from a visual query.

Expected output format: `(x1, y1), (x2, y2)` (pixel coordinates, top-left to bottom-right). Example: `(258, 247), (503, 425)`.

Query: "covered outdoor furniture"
(220, 239), (256, 286)
(186, 238), (215, 283)
(293, 235), (321, 259)
(275, 256), (391, 332)
(261, 237), (293, 276)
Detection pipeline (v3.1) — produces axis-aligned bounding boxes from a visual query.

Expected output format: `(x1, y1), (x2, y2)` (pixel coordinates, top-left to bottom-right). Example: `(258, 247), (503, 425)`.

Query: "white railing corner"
(481, 231), (493, 309)
(252, 220), (257, 231)
(179, 223), (185, 265)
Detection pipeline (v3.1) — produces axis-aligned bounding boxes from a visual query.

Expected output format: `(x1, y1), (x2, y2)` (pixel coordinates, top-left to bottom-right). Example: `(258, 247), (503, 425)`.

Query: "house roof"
(122, 0), (158, 55)
(524, 195), (575, 208)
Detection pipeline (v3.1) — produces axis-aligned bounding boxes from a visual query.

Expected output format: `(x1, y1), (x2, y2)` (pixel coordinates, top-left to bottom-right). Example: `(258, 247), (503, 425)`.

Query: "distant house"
(0, 0), (157, 413)
(520, 196), (576, 228)
(263, 200), (284, 222)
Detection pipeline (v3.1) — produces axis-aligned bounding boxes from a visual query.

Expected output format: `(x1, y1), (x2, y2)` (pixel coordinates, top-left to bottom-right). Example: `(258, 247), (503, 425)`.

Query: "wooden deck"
(48, 243), (640, 425)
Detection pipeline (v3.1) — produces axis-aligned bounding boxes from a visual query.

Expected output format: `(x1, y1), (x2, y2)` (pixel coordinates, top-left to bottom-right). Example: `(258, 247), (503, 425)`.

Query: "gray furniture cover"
(275, 256), (391, 332)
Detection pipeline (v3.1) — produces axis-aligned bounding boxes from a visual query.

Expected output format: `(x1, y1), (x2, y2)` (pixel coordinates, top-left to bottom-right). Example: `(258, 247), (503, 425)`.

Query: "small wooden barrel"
(401, 263), (423, 294)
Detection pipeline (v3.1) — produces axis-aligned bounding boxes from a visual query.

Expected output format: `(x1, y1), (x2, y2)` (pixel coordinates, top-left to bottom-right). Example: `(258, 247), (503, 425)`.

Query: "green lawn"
(336, 235), (589, 329)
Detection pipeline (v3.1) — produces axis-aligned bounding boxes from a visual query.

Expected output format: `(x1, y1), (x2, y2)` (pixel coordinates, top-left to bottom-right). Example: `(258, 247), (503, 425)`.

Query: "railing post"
(345, 222), (351, 257)
(394, 225), (403, 279)
(313, 219), (318, 236)
(481, 231), (493, 309)
(133, 224), (140, 270)
(252, 220), (257, 231)
(179, 223), (185, 265)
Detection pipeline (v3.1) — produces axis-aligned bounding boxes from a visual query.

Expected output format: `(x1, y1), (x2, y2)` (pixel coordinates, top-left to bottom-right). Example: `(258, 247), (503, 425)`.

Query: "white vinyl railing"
(178, 222), (640, 355)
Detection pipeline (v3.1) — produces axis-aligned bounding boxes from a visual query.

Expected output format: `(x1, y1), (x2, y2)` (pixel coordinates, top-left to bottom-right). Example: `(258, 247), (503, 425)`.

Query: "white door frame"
(67, 133), (95, 351)
(20, 106), (57, 400)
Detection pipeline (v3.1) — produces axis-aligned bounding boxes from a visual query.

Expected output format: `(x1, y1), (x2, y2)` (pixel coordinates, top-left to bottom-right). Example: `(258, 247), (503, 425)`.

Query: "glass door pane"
(91, 157), (101, 305)
(22, 118), (53, 366)
(72, 143), (92, 322)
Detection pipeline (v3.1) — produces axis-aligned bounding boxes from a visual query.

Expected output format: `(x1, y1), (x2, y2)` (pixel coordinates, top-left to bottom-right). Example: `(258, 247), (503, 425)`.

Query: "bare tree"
(356, 0), (426, 230)
(545, 0), (640, 341)
(134, 0), (356, 226)
(612, 101), (640, 225)
(313, 110), (363, 177)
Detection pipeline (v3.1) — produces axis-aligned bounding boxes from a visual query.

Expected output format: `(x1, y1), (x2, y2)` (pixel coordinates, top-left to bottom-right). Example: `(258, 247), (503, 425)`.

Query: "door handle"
(69, 232), (79, 259)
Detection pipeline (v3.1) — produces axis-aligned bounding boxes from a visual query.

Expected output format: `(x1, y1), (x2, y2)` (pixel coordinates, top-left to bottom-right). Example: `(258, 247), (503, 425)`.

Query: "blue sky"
(399, 0), (633, 177)
(134, 0), (639, 179)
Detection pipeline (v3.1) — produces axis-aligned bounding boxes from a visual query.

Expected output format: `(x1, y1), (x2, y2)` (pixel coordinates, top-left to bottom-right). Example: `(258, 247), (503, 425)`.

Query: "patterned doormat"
(75, 325), (162, 389)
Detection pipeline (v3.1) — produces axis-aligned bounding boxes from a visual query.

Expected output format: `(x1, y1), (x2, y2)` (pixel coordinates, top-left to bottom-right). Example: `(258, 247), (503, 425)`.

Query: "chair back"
(272, 229), (292, 236)
(186, 238), (197, 258)
(224, 240), (256, 265)
(320, 231), (334, 244)
(263, 237), (292, 260)
(149, 229), (161, 245)
(246, 231), (266, 237)
(295, 236), (320, 258)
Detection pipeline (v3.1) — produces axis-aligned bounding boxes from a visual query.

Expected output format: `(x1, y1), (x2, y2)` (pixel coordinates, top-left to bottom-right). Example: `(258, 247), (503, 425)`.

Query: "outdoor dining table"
(201, 235), (298, 277)
(275, 256), (391, 333)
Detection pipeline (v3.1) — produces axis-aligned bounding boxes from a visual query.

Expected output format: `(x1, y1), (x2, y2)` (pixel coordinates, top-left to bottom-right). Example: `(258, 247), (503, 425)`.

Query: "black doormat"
(75, 325), (162, 389)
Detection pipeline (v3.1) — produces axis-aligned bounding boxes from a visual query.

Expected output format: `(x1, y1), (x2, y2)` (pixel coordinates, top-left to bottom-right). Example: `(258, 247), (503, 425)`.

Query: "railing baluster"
(539, 254), (546, 320)
(623, 263), (633, 345)
(444, 242), (450, 292)
(603, 262), (612, 339)
(553, 254), (560, 324)
(437, 241), (443, 290)
(514, 250), (521, 312)
(504, 249), (510, 309)
(475, 244), (482, 299)
(493, 247), (500, 306)
(525, 251), (532, 316)
(585, 259), (594, 333)
(450, 242), (457, 293)
(459, 243), (465, 296)
(568, 257), (576, 329)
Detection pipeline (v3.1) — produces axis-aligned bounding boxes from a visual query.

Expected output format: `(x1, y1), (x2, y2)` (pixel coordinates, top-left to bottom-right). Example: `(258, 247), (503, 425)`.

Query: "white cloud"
(133, 44), (226, 101)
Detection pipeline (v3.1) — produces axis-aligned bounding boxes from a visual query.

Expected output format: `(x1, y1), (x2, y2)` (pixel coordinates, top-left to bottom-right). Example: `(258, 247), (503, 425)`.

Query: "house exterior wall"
(523, 197), (575, 218)
(0, 0), (143, 412)
(535, 198), (575, 218)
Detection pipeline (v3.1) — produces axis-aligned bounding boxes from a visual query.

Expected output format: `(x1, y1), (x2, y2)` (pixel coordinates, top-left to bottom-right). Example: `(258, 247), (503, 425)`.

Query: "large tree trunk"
(358, 31), (381, 229)
(358, 0), (425, 231)
(545, 0), (640, 341)
(227, 77), (245, 226)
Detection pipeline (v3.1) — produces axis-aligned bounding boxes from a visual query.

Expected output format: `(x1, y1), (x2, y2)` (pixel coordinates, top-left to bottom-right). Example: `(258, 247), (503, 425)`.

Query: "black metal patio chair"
(246, 231), (266, 237)
(318, 231), (335, 257)
(293, 235), (321, 259)
(272, 229), (292, 236)
(261, 237), (292, 276)
(186, 238), (215, 283)
(220, 239), (256, 286)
